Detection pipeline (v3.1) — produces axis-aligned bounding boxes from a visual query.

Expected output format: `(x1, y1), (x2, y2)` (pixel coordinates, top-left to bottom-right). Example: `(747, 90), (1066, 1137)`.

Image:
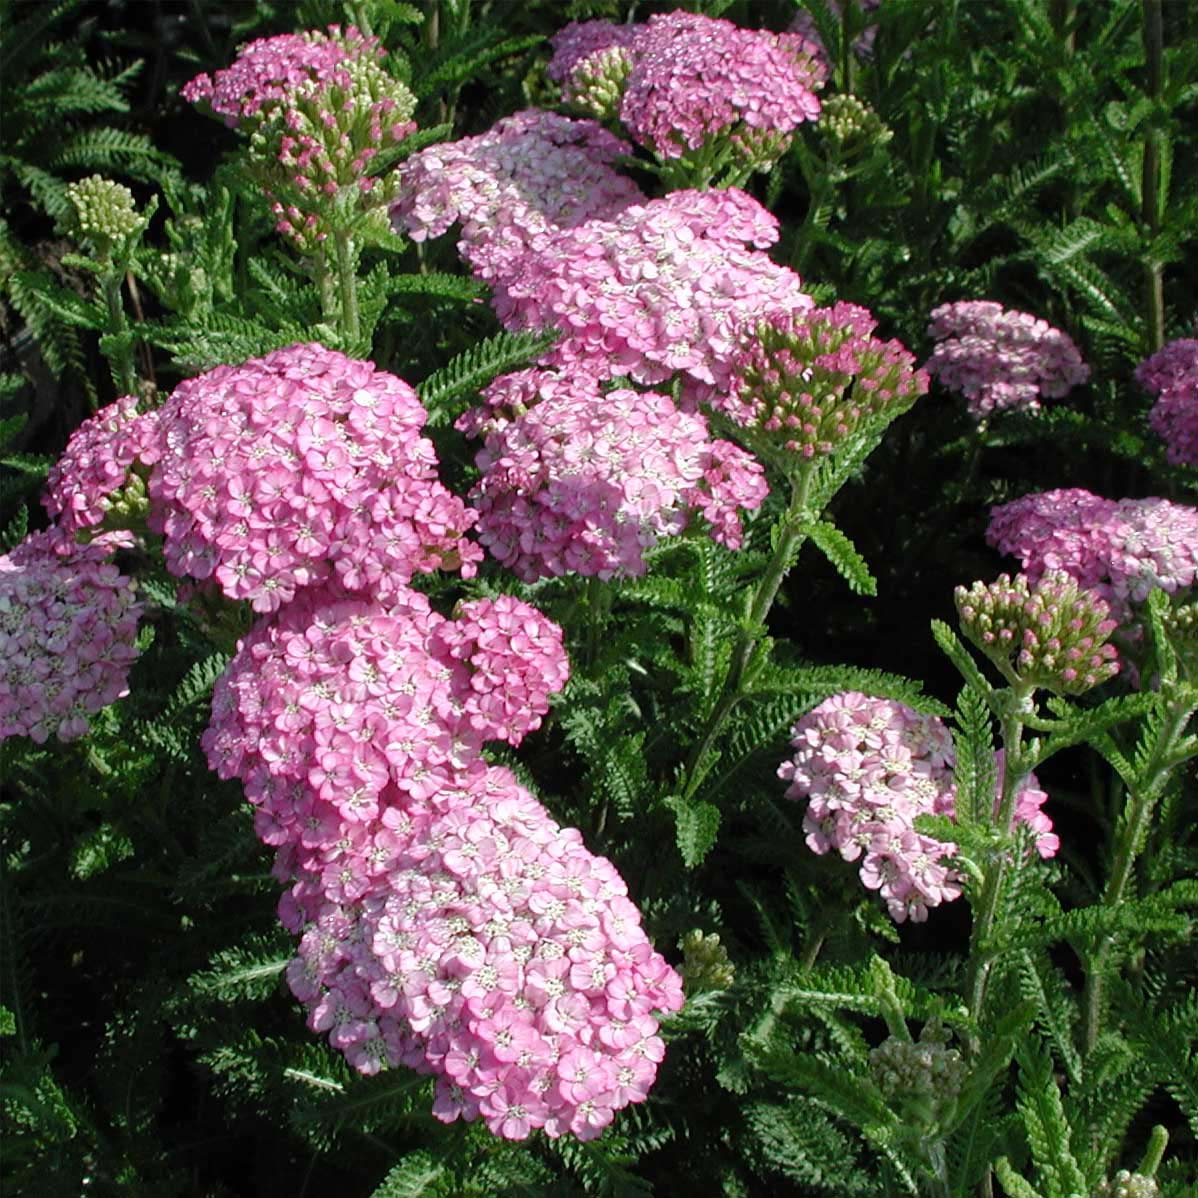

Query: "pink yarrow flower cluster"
(987, 488), (1198, 623)
(0, 531), (142, 743)
(926, 301), (1089, 419)
(392, 110), (645, 284)
(181, 26), (377, 127)
(204, 585), (683, 1138)
(458, 371), (768, 581)
(779, 693), (1056, 922)
(139, 343), (480, 613)
(548, 13), (825, 169)
(1136, 339), (1198, 468)
(492, 188), (814, 398)
(43, 394), (158, 538)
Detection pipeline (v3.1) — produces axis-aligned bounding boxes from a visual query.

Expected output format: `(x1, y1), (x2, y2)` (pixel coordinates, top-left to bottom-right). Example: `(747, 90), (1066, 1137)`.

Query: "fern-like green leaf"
(807, 518), (877, 596)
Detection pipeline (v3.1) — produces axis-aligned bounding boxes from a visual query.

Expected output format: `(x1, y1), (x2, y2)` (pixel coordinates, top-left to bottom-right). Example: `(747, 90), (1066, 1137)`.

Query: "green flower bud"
(869, 1023), (966, 1129)
(563, 46), (633, 122)
(67, 175), (143, 247)
(680, 929), (735, 991)
(821, 95), (892, 147)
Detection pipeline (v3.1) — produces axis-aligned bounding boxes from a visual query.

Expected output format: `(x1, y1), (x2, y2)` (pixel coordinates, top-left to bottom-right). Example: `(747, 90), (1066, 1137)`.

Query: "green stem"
(101, 266), (137, 396)
(965, 694), (1032, 1032)
(334, 230), (361, 345)
(316, 246), (336, 325)
(1082, 693), (1196, 1051)
(1141, 0), (1165, 353)
(681, 467), (814, 799)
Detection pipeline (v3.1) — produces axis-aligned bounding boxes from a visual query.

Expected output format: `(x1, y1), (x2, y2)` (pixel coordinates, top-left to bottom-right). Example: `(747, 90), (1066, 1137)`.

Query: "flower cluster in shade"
(392, 111), (646, 284)
(138, 343), (480, 613)
(491, 187), (814, 400)
(181, 26), (376, 127)
(987, 488), (1198, 624)
(722, 302), (928, 472)
(788, 0), (882, 67)
(548, 12), (825, 171)
(457, 370), (768, 581)
(204, 584), (683, 1139)
(925, 301), (1089, 419)
(956, 572), (1120, 695)
(0, 531), (142, 744)
(1136, 338), (1198, 468)
(778, 693), (1056, 923)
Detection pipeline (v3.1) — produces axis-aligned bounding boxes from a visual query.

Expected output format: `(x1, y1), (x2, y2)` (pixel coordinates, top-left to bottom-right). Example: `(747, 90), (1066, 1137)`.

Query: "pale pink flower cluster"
(987, 489), (1198, 622)
(0, 531), (142, 743)
(392, 111), (645, 284)
(788, 0), (882, 67)
(204, 585), (683, 1138)
(42, 395), (158, 537)
(779, 693), (1056, 922)
(548, 13), (825, 163)
(1137, 339), (1198, 468)
(926, 301), (1090, 419)
(492, 188), (814, 397)
(138, 343), (480, 613)
(181, 26), (377, 127)
(458, 371), (768, 581)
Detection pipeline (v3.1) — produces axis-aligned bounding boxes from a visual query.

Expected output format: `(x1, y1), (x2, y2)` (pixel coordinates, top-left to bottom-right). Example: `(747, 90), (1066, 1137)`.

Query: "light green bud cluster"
(1095, 1171), (1160, 1198)
(730, 127), (794, 174)
(679, 930), (735, 991)
(869, 1023), (966, 1128)
(67, 175), (143, 246)
(564, 46), (633, 122)
(1161, 600), (1198, 679)
(820, 95), (892, 146)
(955, 571), (1121, 694)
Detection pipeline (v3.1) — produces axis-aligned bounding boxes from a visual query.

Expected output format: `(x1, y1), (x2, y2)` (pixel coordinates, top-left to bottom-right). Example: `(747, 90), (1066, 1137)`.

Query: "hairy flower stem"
(316, 247), (337, 325)
(1082, 693), (1196, 1051)
(101, 268), (137, 398)
(1142, 0), (1165, 353)
(681, 467), (813, 800)
(334, 229), (361, 345)
(965, 691), (1033, 1036)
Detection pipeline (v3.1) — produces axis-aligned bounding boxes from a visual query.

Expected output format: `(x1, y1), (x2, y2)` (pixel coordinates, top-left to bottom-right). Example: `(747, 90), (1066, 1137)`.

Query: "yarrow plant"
(925, 300), (1089, 419)
(1137, 338), (1198, 467)
(458, 371), (768, 580)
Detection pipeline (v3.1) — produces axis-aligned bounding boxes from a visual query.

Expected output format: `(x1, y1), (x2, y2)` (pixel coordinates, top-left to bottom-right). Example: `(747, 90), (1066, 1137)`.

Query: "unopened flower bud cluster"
(955, 571), (1120, 694)
(679, 930), (735, 991)
(926, 300), (1089, 419)
(820, 95), (892, 146)
(1136, 338), (1198, 468)
(66, 175), (143, 246)
(724, 302), (927, 468)
(1095, 1172), (1160, 1198)
(779, 693), (1057, 923)
(869, 1023), (966, 1123)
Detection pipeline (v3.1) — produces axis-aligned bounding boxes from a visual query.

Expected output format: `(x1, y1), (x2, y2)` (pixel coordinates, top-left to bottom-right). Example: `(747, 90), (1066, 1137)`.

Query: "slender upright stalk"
(1141, 0), (1165, 353)
(681, 467), (814, 799)
(101, 269), (137, 397)
(334, 230), (361, 345)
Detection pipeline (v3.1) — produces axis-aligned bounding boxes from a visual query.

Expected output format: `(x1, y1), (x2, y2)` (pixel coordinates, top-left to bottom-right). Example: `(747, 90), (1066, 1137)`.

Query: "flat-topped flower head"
(926, 300), (1089, 419)
(955, 571), (1120, 694)
(552, 12), (825, 177)
(492, 187), (813, 396)
(182, 25), (379, 127)
(779, 693), (1059, 922)
(460, 376), (767, 581)
(0, 531), (142, 744)
(987, 489), (1198, 623)
(723, 302), (927, 471)
(1137, 338), (1198, 468)
(140, 343), (479, 612)
(392, 110), (645, 285)
(66, 175), (144, 250)
(43, 395), (158, 539)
